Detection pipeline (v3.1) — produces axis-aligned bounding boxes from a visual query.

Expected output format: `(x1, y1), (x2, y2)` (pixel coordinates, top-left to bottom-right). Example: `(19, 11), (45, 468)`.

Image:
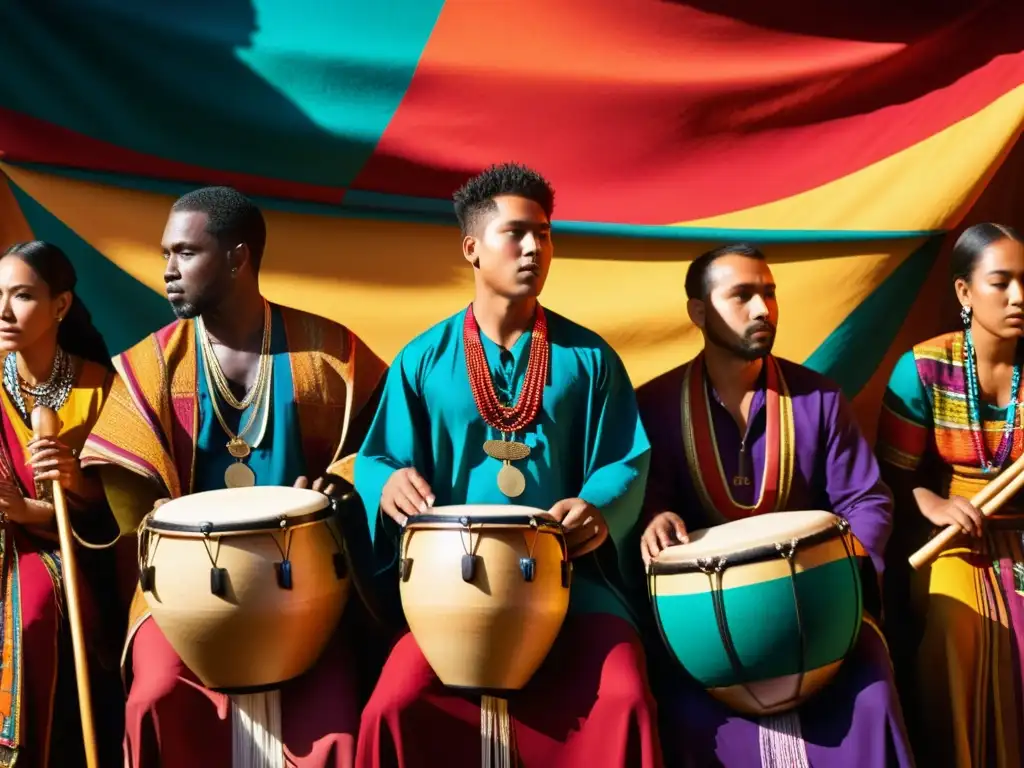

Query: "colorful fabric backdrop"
(1, 1), (1022, 440)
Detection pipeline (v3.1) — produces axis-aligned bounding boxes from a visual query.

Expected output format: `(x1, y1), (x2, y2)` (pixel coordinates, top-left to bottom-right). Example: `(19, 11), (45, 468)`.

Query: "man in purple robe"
(635, 244), (913, 767)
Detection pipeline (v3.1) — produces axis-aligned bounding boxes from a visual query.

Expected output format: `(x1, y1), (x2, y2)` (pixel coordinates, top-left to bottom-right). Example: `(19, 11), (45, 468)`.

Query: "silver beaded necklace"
(2, 348), (74, 421)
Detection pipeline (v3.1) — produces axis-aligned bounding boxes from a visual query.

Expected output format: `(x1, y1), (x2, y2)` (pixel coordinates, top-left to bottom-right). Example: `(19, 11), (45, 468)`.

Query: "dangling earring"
(231, 267), (238, 276)
(961, 306), (972, 327)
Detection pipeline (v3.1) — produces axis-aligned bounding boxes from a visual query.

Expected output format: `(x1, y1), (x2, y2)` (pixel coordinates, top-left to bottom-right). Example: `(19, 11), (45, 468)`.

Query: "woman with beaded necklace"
(0, 240), (113, 767)
(877, 223), (1024, 767)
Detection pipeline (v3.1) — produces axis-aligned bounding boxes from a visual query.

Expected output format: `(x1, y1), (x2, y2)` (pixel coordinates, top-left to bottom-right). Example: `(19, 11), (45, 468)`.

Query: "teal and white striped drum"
(648, 510), (863, 715)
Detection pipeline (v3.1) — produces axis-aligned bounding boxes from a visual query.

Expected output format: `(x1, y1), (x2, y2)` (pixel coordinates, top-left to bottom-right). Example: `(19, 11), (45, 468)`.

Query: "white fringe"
(758, 711), (810, 768)
(232, 691), (285, 768)
(481, 695), (514, 768)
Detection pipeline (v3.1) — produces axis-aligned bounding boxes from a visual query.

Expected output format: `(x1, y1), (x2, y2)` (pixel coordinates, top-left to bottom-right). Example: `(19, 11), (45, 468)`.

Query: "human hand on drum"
(546, 497), (608, 557)
(918, 490), (984, 538)
(640, 512), (690, 565)
(380, 468), (435, 525)
(293, 475), (337, 497)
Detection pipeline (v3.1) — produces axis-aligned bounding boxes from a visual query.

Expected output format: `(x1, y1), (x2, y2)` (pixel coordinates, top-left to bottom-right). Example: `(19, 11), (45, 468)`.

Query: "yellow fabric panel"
(675, 84), (1024, 232)
(0, 163), (922, 387)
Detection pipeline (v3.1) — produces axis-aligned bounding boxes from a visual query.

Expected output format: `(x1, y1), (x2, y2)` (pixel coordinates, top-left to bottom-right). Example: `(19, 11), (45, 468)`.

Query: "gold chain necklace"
(197, 302), (271, 410)
(197, 302), (273, 487)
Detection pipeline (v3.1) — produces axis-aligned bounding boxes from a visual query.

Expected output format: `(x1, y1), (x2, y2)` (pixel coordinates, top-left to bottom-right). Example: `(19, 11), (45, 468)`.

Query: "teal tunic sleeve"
(354, 346), (430, 562)
(882, 351), (930, 427)
(577, 348), (651, 558)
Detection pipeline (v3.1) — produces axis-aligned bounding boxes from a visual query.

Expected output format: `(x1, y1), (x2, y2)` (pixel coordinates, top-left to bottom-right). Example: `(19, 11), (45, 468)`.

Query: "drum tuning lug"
(462, 553), (480, 582)
(276, 560), (293, 590)
(398, 558), (413, 581)
(775, 541), (797, 560)
(278, 518), (287, 529)
(460, 516), (470, 527)
(333, 552), (348, 579)
(200, 522), (213, 536)
(210, 567), (228, 597)
(139, 565), (156, 592)
(561, 560), (572, 588)
(519, 557), (536, 582)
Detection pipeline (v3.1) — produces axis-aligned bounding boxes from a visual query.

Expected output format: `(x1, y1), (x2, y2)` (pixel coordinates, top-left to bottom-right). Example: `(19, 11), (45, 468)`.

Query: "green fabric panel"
(7, 181), (173, 356)
(0, 1), (444, 187)
(804, 235), (943, 397)
(653, 558), (862, 687)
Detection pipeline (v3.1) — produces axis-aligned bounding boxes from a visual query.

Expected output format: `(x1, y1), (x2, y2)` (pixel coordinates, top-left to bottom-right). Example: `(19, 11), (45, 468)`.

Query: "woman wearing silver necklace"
(0, 241), (114, 768)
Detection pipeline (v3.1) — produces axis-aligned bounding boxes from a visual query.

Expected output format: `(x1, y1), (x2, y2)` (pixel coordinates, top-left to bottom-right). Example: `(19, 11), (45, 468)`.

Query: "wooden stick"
(31, 407), (99, 768)
(908, 451), (1024, 570)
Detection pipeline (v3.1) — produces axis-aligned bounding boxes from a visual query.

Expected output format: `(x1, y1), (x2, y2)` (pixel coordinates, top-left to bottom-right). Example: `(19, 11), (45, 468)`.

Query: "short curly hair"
(172, 186), (267, 273)
(453, 163), (555, 235)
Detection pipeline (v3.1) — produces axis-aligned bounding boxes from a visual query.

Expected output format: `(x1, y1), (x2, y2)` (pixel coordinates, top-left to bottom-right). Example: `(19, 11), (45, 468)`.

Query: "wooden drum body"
(399, 505), (571, 691)
(649, 510), (862, 715)
(139, 486), (350, 692)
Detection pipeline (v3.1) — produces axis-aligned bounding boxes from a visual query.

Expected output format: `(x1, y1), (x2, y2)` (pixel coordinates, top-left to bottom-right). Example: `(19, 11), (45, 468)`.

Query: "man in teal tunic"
(354, 164), (662, 768)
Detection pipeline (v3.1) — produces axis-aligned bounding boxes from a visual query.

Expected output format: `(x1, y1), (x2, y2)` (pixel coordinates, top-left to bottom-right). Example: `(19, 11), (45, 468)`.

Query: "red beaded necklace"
(463, 303), (549, 432)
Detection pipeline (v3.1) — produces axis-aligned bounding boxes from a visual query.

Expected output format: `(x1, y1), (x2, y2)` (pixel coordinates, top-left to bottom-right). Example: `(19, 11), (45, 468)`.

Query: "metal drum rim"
(144, 505), (334, 537)
(648, 521), (849, 576)
(403, 513), (564, 533)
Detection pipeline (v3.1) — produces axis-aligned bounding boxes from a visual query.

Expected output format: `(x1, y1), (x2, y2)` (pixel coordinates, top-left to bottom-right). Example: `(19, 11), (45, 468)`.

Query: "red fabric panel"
(0, 108), (345, 204)
(354, 0), (1024, 223)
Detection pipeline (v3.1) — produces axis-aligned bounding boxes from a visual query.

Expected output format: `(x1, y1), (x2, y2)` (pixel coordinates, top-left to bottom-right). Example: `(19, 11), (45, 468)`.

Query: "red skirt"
(19, 551), (62, 768)
(356, 613), (663, 768)
(124, 617), (360, 767)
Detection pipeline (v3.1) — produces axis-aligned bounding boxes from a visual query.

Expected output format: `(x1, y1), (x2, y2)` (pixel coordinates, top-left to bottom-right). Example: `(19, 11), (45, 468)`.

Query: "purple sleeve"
(822, 388), (893, 574)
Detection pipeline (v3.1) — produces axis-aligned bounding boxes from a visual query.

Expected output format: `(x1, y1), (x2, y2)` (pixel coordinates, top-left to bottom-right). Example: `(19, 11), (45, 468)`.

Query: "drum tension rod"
(198, 523), (229, 597)
(460, 519), (480, 583)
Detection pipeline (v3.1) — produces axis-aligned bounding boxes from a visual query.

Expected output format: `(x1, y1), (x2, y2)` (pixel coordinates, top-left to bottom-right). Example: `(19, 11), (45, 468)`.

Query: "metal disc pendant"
(497, 463), (526, 498)
(225, 462), (256, 488)
(227, 437), (251, 459)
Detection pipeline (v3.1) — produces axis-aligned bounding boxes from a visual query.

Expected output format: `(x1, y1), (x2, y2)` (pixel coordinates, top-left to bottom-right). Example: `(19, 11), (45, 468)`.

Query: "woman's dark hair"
(0, 241), (112, 369)
(951, 223), (1024, 283)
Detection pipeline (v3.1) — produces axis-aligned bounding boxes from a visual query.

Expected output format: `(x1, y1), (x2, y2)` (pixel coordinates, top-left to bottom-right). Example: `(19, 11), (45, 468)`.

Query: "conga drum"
(139, 486), (351, 768)
(648, 510), (862, 716)
(398, 505), (572, 766)
(138, 485), (350, 690)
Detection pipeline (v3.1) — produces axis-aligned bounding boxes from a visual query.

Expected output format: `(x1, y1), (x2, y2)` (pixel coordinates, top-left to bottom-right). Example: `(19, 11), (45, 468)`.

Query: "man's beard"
(168, 291), (216, 320)
(705, 320), (776, 361)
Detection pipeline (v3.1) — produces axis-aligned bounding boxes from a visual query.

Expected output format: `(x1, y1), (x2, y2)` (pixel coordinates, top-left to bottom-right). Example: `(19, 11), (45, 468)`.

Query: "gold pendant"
(227, 437), (251, 459)
(225, 462), (256, 488)
(497, 463), (526, 497)
(483, 439), (530, 462)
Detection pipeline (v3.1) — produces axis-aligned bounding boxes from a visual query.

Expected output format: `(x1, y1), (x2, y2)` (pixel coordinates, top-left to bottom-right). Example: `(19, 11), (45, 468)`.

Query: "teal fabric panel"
(0, 1), (445, 187)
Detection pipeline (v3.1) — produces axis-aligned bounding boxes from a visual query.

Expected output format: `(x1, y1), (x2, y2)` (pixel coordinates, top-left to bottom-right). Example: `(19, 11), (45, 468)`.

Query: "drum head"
(656, 510), (839, 563)
(407, 504), (557, 529)
(149, 486), (331, 534)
